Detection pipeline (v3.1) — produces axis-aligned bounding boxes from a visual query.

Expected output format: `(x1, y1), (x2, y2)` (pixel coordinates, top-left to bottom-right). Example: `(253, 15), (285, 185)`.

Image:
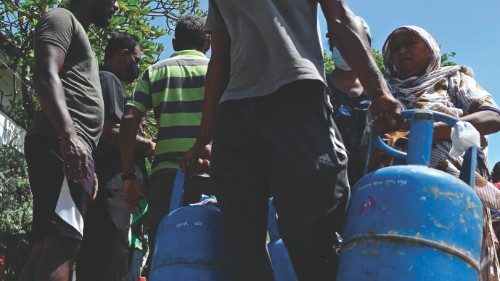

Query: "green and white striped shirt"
(128, 50), (209, 173)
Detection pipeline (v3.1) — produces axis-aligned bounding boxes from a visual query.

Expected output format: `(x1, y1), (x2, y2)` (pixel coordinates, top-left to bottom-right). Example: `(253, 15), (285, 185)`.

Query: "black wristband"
(121, 172), (137, 181)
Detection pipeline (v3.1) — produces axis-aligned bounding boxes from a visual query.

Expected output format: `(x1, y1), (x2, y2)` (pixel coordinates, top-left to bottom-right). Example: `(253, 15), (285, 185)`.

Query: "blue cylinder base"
(337, 240), (478, 281)
(337, 165), (483, 281)
(152, 265), (228, 281)
(268, 239), (298, 281)
(150, 205), (229, 281)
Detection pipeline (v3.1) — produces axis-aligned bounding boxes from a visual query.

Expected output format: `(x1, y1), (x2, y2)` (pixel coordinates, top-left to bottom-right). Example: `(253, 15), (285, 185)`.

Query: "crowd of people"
(14, 0), (500, 281)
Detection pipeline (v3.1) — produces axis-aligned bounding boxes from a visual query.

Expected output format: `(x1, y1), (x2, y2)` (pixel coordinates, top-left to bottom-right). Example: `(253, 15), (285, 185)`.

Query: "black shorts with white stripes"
(25, 135), (92, 242)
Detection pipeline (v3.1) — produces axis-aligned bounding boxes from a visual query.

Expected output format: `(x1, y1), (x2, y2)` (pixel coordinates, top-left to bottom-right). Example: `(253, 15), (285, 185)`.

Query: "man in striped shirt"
(119, 15), (210, 259)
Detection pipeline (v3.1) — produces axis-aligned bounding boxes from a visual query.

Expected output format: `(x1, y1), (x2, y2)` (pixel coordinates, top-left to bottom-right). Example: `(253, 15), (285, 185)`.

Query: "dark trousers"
(127, 248), (145, 281)
(76, 183), (130, 281)
(211, 80), (350, 281)
(25, 135), (92, 242)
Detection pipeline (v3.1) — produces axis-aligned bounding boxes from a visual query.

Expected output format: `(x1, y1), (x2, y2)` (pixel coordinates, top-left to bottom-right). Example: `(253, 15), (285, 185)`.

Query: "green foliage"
(323, 51), (335, 75)
(0, 140), (32, 281)
(324, 49), (385, 75)
(372, 49), (385, 74)
(89, 2), (165, 69)
(0, 0), (203, 126)
(441, 51), (457, 67)
(0, 1), (203, 279)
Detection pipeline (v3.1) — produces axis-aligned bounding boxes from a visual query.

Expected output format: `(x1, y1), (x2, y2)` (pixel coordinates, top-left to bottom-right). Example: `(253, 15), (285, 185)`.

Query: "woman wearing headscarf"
(380, 25), (500, 281)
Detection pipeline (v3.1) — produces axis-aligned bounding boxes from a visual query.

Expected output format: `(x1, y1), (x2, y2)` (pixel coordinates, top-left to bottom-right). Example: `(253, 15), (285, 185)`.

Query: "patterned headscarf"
(380, 27), (500, 280)
(381, 26), (470, 117)
(383, 25), (442, 79)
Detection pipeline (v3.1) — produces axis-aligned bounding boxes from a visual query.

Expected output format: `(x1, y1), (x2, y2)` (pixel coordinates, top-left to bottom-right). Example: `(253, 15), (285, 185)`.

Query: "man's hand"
(368, 94), (404, 134)
(319, 0), (403, 134)
(123, 179), (142, 214)
(181, 144), (212, 176)
(181, 29), (231, 174)
(61, 134), (90, 181)
(144, 139), (156, 157)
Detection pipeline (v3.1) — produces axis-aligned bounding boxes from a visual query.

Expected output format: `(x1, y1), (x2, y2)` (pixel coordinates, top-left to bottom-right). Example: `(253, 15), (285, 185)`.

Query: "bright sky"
(155, 0), (500, 168)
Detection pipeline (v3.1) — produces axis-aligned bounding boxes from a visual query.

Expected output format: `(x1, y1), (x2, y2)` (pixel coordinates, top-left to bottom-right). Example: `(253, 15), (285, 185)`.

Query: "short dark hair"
(492, 162), (500, 183)
(174, 15), (209, 50)
(104, 33), (139, 61)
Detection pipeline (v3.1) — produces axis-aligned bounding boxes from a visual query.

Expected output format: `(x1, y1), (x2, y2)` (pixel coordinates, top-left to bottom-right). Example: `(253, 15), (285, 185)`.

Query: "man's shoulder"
(47, 7), (73, 15)
(99, 70), (124, 96)
(41, 8), (75, 23)
(99, 70), (121, 83)
(150, 55), (209, 71)
(34, 7), (82, 52)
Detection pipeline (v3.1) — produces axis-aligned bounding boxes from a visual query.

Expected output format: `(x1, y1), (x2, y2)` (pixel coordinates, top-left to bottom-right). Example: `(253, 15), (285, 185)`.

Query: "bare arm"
(119, 107), (145, 176)
(101, 120), (120, 144)
(180, 30), (231, 173)
(434, 110), (500, 141)
(34, 43), (89, 181)
(101, 119), (154, 151)
(195, 30), (231, 147)
(320, 0), (403, 133)
(320, 0), (387, 98)
(34, 45), (73, 139)
(120, 106), (148, 212)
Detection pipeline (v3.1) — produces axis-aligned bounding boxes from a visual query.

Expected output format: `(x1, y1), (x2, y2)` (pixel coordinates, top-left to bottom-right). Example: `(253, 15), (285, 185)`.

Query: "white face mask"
(331, 47), (352, 71)
(330, 16), (371, 72)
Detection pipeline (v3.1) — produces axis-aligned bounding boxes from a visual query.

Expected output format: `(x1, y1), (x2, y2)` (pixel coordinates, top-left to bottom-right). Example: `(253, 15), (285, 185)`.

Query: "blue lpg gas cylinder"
(267, 199), (298, 281)
(336, 110), (483, 281)
(150, 171), (229, 281)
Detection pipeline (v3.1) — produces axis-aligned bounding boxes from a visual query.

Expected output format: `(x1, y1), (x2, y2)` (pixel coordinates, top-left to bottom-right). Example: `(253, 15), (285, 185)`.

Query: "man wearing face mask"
(76, 33), (155, 281)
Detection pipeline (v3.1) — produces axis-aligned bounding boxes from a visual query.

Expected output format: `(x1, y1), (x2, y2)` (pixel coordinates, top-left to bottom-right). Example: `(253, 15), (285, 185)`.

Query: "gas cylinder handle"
(267, 198), (281, 243)
(372, 134), (407, 159)
(401, 109), (459, 126)
(372, 109), (459, 160)
(169, 170), (185, 213)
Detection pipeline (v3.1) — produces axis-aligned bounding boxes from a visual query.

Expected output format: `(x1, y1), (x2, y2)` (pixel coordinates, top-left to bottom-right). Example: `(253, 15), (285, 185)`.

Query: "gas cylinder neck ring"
(341, 233), (481, 274)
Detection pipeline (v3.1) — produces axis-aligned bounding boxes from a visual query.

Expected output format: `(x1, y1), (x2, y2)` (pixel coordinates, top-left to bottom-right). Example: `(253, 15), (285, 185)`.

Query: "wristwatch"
(121, 171), (137, 181)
